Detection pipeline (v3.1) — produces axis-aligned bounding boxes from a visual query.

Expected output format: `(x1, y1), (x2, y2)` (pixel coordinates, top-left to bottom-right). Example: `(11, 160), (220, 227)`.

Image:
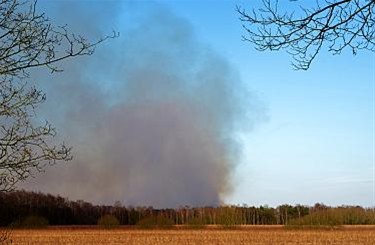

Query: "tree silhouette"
(237, 0), (374, 70)
(0, 0), (117, 191)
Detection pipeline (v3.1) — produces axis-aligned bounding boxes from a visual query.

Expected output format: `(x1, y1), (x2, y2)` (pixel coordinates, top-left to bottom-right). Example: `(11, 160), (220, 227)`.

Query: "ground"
(5, 225), (375, 245)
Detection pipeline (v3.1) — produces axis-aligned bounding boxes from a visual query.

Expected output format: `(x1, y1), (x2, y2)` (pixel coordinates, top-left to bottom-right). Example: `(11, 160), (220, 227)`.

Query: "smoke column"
(21, 2), (264, 208)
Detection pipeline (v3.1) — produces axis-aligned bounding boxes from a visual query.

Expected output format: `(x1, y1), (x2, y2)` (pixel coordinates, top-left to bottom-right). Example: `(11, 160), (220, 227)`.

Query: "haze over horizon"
(20, 0), (374, 208)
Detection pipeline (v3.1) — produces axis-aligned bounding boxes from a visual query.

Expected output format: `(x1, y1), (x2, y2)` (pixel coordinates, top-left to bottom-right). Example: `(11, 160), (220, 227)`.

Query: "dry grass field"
(5, 226), (375, 245)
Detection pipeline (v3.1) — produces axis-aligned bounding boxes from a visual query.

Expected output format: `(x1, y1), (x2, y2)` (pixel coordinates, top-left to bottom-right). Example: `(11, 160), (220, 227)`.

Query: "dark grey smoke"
(21, 2), (265, 208)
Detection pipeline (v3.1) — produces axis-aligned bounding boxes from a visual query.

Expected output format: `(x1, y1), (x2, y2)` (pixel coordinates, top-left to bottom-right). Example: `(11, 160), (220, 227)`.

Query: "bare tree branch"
(0, 0), (118, 77)
(237, 0), (375, 70)
(0, 0), (117, 191)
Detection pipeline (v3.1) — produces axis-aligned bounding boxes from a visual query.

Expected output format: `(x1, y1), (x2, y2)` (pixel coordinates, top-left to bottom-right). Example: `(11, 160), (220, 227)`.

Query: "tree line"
(1, 190), (374, 227)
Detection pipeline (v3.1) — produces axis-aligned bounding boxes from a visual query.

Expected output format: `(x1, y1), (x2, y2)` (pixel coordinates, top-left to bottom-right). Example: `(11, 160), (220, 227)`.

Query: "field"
(5, 226), (375, 245)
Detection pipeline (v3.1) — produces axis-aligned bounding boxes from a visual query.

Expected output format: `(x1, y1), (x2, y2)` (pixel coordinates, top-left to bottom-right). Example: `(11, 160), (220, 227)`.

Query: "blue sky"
(37, 0), (374, 207)
(155, 0), (374, 207)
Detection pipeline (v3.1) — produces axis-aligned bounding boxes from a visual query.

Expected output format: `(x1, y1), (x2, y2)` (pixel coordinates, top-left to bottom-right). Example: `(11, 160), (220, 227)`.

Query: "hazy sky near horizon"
(32, 0), (374, 207)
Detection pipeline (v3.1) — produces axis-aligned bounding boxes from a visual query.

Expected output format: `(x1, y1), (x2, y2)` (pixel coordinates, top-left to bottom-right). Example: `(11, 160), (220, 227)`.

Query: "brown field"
(4, 226), (375, 245)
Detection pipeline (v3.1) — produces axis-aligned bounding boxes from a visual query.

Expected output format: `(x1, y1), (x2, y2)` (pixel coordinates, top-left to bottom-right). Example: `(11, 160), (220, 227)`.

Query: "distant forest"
(1, 190), (374, 227)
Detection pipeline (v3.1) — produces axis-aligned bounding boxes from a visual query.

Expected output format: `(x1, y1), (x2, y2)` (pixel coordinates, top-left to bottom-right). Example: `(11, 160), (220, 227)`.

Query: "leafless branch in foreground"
(0, 0), (118, 191)
(237, 0), (375, 70)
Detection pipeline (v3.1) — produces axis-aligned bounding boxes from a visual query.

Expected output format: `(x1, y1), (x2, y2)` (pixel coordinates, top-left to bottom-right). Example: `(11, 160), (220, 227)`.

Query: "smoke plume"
(21, 2), (264, 208)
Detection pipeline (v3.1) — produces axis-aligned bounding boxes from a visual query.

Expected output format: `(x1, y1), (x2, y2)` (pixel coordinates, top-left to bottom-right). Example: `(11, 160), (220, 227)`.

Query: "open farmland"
(6, 226), (375, 245)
